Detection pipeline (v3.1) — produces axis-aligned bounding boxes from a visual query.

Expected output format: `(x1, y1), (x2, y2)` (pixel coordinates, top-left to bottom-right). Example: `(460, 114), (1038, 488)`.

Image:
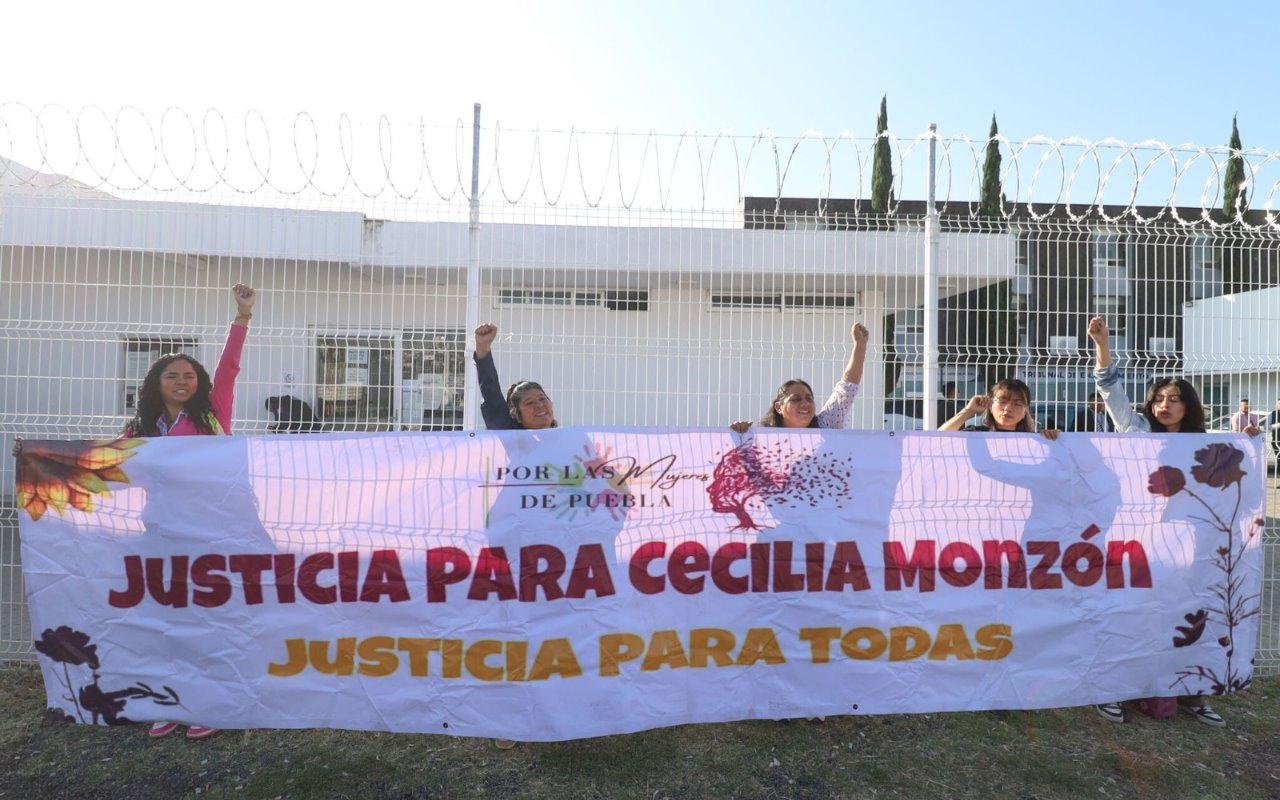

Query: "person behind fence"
(473, 323), (555, 431)
(265, 394), (319, 433)
(1073, 391), (1111, 432)
(125, 283), (257, 740)
(1269, 398), (1280, 473)
(1230, 397), (1260, 433)
(938, 378), (1058, 439)
(1088, 314), (1260, 728)
(730, 322), (869, 433)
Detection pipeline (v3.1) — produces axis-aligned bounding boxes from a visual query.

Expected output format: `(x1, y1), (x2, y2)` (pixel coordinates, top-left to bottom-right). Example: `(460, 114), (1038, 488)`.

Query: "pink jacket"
(126, 324), (246, 437)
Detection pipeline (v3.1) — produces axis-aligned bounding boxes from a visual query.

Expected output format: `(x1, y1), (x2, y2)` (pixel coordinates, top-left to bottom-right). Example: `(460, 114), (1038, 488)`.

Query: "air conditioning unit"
(1149, 337), (1176, 354)
(1047, 335), (1077, 356)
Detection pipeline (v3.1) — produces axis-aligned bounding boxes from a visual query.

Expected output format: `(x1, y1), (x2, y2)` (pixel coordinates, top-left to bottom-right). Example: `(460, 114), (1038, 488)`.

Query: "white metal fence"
(2, 104), (1278, 671)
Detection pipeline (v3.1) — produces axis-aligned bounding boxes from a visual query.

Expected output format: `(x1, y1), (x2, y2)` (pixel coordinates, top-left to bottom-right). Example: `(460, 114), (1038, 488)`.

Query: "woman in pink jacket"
(133, 283), (256, 740)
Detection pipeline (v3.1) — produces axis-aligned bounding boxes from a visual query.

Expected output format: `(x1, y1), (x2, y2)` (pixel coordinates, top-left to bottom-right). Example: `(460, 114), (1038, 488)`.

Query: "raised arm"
(210, 284), (256, 432)
(1089, 315), (1146, 432)
(812, 323), (871, 429)
(940, 394), (988, 431)
(233, 283), (255, 328)
(473, 323), (516, 430)
(1088, 315), (1111, 370)
(842, 322), (870, 385)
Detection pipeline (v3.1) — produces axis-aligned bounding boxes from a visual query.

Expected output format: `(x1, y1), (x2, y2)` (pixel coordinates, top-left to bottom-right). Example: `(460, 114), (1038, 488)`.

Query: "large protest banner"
(16, 429), (1266, 740)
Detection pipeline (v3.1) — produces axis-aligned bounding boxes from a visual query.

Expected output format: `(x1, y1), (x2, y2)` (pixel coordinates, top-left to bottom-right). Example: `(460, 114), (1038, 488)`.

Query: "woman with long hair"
(939, 378), (1045, 434)
(1088, 314), (1258, 728)
(734, 322), (870, 433)
(136, 283), (256, 740)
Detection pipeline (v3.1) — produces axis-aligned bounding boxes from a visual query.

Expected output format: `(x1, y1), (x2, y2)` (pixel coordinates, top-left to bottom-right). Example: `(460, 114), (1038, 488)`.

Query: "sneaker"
(147, 720), (179, 738)
(1096, 703), (1126, 723)
(493, 738), (516, 750)
(185, 725), (220, 740)
(1181, 703), (1226, 728)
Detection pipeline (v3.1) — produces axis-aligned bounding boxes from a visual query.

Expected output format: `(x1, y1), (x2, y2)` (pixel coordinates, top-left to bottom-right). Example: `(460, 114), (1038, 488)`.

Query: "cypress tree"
(978, 114), (1003, 218)
(975, 114), (1015, 390)
(1223, 115), (1246, 221)
(871, 96), (893, 215)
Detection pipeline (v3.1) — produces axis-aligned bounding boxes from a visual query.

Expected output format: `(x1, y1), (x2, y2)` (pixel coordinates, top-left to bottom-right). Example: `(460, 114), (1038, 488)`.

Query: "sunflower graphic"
(15, 439), (144, 521)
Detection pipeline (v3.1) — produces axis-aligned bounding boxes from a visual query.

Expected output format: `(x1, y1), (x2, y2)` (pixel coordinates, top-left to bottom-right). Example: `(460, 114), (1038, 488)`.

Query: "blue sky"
(4, 1), (1277, 207)
(6, 0), (1275, 146)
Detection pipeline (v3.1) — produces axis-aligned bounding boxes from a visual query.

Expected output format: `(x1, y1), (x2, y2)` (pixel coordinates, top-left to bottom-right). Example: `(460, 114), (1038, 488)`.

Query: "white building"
(1, 173), (1015, 443)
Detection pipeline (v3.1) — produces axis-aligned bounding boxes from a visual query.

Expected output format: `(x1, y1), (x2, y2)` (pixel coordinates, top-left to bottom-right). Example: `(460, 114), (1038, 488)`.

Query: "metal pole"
(922, 123), (940, 430)
(463, 103), (482, 430)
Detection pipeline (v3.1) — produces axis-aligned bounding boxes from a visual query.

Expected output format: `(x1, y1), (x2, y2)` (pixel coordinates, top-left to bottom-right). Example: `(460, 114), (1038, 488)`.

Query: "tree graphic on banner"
(708, 440), (856, 531)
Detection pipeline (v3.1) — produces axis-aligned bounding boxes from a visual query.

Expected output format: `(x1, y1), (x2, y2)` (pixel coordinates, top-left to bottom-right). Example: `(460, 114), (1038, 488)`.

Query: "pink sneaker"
(185, 725), (220, 740)
(148, 720), (179, 738)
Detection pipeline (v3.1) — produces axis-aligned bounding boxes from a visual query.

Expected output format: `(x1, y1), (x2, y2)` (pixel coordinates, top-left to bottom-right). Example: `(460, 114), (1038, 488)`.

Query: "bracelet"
(236, 312), (253, 320)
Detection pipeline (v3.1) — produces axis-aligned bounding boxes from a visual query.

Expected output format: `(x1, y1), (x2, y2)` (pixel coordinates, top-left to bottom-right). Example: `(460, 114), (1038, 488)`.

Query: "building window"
(402, 329), (467, 430)
(710, 294), (783, 311)
(316, 329), (464, 431)
(1092, 227), (1130, 297)
(1188, 233), (1222, 300)
(894, 307), (923, 363)
(1093, 297), (1127, 339)
(124, 336), (198, 413)
(604, 291), (650, 311)
(711, 294), (859, 312)
(1011, 292), (1029, 344)
(894, 365), (924, 397)
(497, 289), (603, 307)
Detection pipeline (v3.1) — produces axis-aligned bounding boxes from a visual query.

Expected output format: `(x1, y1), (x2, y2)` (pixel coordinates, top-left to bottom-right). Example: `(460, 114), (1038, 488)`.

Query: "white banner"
(16, 430), (1267, 740)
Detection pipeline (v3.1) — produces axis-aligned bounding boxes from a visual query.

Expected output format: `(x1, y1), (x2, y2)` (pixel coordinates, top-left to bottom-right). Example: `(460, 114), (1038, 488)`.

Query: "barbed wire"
(2, 103), (1279, 228)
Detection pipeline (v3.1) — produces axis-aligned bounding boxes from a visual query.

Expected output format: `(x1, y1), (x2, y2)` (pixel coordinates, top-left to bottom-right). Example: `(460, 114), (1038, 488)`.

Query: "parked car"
(1030, 402), (1078, 432)
(883, 398), (925, 431)
(1207, 414), (1278, 469)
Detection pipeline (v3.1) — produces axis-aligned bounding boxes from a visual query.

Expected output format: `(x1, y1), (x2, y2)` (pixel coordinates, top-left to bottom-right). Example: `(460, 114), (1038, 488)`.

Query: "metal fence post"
(923, 122), (940, 430)
(463, 103), (482, 430)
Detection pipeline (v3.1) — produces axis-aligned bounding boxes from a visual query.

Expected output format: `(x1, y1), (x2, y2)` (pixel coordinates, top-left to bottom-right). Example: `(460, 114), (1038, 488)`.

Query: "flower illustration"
(1172, 610), (1208, 647)
(15, 438), (142, 521)
(1147, 466), (1186, 497)
(1189, 442), (1246, 490)
(34, 625), (181, 725)
(34, 626), (100, 669)
(1159, 443), (1263, 697)
(544, 442), (635, 522)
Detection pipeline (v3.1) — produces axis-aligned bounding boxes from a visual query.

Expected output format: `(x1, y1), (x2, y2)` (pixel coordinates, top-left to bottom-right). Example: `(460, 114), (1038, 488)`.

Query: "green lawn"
(2, 666), (1278, 799)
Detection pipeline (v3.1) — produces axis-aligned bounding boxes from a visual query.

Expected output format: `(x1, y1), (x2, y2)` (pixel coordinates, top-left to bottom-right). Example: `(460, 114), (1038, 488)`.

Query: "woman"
(939, 378), (1049, 435)
(1088, 315), (1258, 728)
(734, 322), (870, 432)
(473, 323), (555, 431)
(137, 283), (256, 740)
(471, 323), (547, 748)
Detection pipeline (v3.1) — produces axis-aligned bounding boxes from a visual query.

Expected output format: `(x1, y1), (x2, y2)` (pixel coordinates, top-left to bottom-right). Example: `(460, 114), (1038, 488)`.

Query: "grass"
(2, 667), (1279, 799)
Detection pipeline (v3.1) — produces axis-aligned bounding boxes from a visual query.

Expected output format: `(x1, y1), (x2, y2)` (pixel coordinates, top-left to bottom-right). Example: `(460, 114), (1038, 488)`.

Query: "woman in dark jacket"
(473, 323), (556, 430)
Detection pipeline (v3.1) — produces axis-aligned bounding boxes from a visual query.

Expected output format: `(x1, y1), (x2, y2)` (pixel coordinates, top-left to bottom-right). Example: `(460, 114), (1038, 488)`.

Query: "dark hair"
(943, 381), (957, 397)
(266, 395), (319, 433)
(123, 353), (216, 437)
(981, 378), (1035, 433)
(505, 381), (557, 428)
(1142, 378), (1206, 433)
(760, 379), (821, 428)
